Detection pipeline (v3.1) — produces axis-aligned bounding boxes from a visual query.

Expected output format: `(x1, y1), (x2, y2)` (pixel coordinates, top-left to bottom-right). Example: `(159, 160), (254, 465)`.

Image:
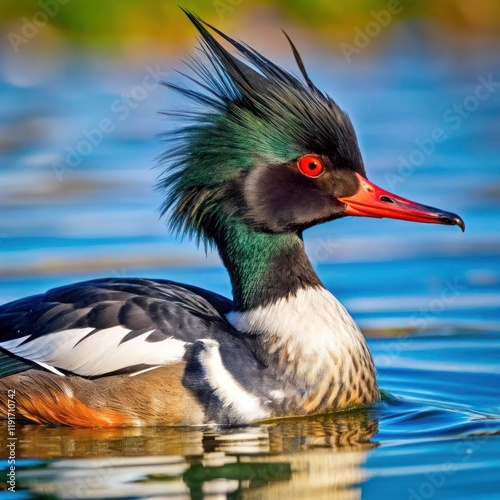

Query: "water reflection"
(5, 411), (378, 498)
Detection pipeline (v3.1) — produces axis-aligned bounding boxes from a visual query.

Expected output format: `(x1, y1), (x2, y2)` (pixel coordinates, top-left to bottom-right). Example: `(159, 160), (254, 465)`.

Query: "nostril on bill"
(380, 196), (395, 203)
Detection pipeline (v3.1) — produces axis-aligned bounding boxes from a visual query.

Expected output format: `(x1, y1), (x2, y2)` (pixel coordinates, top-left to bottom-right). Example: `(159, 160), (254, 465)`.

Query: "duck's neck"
(214, 219), (321, 311)
(214, 219), (379, 413)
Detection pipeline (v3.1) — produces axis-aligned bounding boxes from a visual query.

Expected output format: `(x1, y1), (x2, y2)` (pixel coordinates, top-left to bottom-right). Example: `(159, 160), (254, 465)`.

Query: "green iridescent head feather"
(157, 9), (363, 246)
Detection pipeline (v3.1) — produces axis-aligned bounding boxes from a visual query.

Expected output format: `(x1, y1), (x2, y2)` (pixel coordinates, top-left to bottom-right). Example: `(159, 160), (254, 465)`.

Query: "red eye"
(298, 155), (324, 178)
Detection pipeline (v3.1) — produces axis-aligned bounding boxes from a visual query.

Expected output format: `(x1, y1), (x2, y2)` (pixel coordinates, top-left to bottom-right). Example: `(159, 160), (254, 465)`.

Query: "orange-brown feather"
(0, 362), (205, 427)
(8, 391), (130, 427)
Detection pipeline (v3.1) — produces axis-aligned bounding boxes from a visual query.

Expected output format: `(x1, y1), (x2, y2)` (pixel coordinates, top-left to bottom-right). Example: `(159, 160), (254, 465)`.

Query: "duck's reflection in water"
(8, 411), (378, 499)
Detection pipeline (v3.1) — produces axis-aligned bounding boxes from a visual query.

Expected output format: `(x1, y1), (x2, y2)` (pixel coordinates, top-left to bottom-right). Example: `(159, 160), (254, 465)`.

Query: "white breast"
(227, 286), (370, 385)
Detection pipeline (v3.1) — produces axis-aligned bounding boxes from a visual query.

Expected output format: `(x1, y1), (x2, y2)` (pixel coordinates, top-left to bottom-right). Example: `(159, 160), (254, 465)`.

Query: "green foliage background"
(1, 0), (498, 54)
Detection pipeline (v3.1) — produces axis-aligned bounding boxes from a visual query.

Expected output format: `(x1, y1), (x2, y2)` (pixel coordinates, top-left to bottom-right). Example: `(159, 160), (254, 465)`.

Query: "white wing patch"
(197, 339), (269, 423)
(0, 327), (187, 377)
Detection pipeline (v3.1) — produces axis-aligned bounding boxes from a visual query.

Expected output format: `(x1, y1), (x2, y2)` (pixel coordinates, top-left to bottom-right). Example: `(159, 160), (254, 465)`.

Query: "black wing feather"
(0, 278), (234, 377)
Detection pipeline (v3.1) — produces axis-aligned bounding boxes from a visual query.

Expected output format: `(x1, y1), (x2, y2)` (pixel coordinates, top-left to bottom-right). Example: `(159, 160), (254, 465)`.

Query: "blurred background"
(0, 2), (500, 499)
(1, 0), (499, 52)
(0, 0), (498, 311)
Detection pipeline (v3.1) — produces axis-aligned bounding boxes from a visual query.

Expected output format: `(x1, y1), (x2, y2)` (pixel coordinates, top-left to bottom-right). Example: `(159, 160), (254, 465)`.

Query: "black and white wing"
(0, 278), (234, 378)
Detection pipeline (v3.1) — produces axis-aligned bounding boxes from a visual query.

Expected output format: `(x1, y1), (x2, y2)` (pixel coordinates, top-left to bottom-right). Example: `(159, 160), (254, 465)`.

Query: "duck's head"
(158, 11), (464, 246)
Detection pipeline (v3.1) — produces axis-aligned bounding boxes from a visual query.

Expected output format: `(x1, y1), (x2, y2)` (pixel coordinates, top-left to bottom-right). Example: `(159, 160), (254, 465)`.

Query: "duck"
(0, 11), (464, 427)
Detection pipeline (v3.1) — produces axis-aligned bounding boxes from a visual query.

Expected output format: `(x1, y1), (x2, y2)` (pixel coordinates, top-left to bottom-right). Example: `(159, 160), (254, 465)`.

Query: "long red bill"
(338, 173), (465, 231)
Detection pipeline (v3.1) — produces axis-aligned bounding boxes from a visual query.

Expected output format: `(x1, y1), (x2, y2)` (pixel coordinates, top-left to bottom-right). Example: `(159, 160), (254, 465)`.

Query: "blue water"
(0, 22), (499, 499)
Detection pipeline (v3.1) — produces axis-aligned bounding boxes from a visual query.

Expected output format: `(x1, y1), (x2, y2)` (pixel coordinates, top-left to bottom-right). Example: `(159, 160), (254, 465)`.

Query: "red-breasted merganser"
(0, 11), (464, 427)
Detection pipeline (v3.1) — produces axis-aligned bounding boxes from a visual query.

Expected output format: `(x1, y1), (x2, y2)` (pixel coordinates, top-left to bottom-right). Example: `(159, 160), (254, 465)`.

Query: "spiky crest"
(157, 10), (363, 245)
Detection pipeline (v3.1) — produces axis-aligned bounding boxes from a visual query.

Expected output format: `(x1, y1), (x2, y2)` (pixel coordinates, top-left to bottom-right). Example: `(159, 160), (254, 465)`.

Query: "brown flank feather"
(0, 362), (204, 427)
